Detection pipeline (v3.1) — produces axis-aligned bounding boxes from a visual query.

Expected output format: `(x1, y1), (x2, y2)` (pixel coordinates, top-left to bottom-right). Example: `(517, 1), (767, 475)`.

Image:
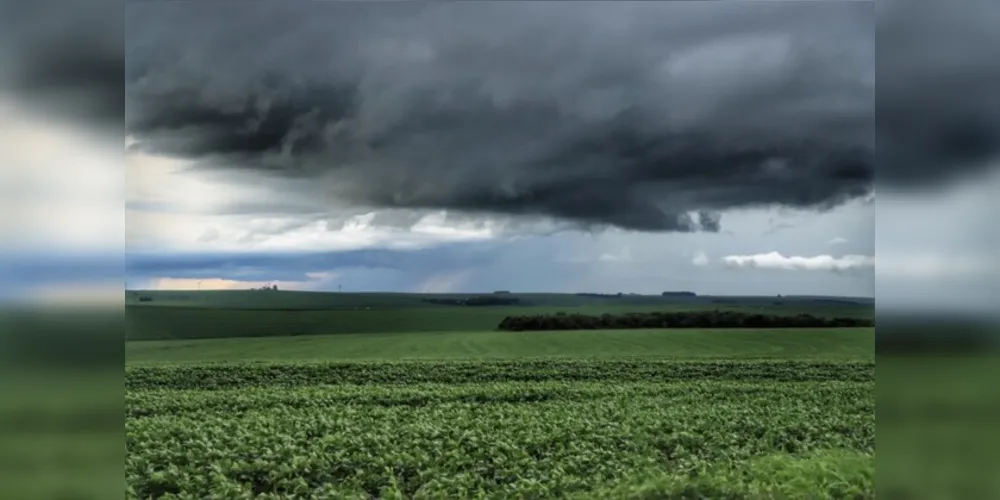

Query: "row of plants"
(126, 361), (873, 498)
(128, 379), (871, 419)
(126, 359), (874, 390)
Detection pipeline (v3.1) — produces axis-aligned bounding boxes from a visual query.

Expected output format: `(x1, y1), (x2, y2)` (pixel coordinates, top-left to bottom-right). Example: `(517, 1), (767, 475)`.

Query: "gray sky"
(5, 1), (999, 302)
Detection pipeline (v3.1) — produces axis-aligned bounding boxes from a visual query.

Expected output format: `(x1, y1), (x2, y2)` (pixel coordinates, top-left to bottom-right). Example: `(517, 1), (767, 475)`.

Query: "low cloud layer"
(124, 234), (877, 297)
(721, 252), (875, 274)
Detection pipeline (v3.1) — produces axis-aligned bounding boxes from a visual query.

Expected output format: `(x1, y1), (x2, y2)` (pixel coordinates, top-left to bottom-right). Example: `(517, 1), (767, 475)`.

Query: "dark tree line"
(876, 315), (998, 354)
(497, 310), (874, 331)
(424, 295), (522, 306)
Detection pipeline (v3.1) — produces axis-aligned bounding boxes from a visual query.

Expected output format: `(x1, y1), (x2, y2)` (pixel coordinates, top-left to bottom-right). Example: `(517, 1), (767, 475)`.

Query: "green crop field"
(127, 360), (874, 498)
(127, 328), (874, 364)
(125, 292), (875, 498)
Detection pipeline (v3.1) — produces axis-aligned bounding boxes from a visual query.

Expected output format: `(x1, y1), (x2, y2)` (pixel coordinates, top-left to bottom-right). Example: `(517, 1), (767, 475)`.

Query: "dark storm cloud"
(878, 0), (1000, 185)
(0, 0), (123, 126)
(122, 1), (995, 231)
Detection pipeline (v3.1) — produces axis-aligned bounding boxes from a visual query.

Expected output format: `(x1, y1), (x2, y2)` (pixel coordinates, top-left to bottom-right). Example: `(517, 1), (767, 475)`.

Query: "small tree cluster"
(497, 310), (873, 331)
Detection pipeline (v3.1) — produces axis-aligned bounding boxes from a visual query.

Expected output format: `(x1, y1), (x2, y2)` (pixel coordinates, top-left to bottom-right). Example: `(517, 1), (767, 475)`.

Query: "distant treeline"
(575, 293), (624, 299)
(574, 291), (697, 299)
(497, 310), (873, 331)
(424, 296), (521, 306)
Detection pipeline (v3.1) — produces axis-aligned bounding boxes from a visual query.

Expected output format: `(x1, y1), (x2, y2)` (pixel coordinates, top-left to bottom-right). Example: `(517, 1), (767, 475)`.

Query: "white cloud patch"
(721, 251), (874, 274)
(3, 99), (120, 253)
(827, 236), (848, 245)
(598, 247), (634, 263)
(692, 251), (710, 267)
(877, 252), (999, 279)
(125, 151), (503, 253)
(196, 227), (220, 243)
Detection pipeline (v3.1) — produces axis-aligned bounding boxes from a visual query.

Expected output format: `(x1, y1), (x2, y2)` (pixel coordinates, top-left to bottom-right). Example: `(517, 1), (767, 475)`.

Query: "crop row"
(126, 359), (873, 390)
(127, 366), (873, 498)
(128, 380), (872, 420)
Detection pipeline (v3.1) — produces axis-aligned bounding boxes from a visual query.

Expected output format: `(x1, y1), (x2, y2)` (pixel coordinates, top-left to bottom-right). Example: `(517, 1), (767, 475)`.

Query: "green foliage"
(127, 360), (873, 390)
(588, 450), (874, 499)
(126, 300), (875, 498)
(126, 361), (874, 498)
(498, 311), (873, 331)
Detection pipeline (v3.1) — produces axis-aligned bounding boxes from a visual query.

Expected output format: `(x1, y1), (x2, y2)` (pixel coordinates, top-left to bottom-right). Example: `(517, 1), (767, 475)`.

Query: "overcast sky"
(6, 1), (1000, 301)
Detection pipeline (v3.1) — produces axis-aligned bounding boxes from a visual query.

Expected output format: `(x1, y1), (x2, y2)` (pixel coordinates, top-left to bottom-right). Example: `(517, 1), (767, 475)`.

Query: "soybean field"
(127, 360), (874, 498)
(125, 292), (875, 499)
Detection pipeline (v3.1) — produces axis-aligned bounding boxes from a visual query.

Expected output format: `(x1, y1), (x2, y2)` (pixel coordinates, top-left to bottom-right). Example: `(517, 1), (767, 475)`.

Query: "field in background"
(126, 290), (873, 341)
(125, 291), (875, 498)
(128, 327), (874, 364)
(125, 289), (874, 310)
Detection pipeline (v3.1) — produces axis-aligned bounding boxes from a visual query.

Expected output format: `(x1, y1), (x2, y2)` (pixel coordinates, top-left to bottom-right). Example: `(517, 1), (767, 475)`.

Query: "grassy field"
(127, 327), (874, 364)
(125, 292), (875, 498)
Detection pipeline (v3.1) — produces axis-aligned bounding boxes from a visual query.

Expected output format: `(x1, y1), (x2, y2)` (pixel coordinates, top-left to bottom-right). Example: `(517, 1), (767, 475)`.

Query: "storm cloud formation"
(878, 0), (1000, 185)
(121, 1), (991, 231)
(1, 0), (123, 126)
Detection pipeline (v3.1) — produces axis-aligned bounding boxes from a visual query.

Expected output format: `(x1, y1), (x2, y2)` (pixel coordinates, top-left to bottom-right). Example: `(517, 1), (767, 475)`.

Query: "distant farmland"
(125, 290), (873, 341)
